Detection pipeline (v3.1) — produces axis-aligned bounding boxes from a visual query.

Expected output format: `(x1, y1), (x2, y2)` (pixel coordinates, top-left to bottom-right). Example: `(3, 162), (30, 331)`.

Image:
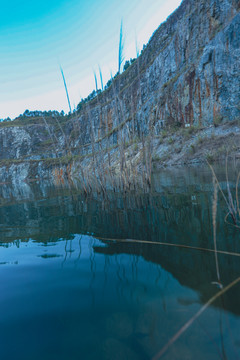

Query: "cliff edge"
(0, 0), (239, 185)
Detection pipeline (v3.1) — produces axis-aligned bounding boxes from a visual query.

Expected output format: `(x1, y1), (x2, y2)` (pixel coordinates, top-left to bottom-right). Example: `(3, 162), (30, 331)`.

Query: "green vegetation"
(161, 129), (168, 139)
(133, 143), (138, 153)
(186, 125), (199, 135)
(123, 58), (136, 71)
(41, 139), (54, 146)
(152, 153), (161, 162)
(168, 137), (174, 145)
(189, 144), (196, 154)
(0, 110), (65, 126)
(214, 114), (224, 127)
(0, 158), (27, 167)
(196, 135), (205, 145)
(206, 152), (215, 163)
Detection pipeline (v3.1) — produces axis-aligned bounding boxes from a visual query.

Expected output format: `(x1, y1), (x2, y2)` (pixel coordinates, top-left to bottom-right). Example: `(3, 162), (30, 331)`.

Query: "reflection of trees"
(88, 237), (96, 307)
(74, 235), (82, 268)
(2, 183), (239, 316)
(1, 171), (237, 250)
(1, 166), (240, 316)
(93, 238), (240, 316)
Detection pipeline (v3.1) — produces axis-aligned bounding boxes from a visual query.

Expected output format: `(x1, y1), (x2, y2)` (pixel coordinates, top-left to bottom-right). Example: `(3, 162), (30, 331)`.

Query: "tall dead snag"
(60, 66), (72, 114)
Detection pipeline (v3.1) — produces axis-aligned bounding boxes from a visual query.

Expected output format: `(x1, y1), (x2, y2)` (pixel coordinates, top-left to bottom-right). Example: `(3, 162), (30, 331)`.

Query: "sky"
(0, 0), (182, 119)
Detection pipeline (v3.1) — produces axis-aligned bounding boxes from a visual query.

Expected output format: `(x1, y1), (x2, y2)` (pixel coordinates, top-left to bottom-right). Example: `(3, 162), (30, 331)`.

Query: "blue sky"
(0, 0), (182, 119)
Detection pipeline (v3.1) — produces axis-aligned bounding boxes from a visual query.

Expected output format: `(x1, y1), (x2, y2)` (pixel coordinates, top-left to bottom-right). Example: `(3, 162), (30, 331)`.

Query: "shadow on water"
(0, 163), (240, 359)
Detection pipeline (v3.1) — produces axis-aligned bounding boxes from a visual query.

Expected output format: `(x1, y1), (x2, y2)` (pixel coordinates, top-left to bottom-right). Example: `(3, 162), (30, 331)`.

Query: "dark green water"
(0, 164), (240, 359)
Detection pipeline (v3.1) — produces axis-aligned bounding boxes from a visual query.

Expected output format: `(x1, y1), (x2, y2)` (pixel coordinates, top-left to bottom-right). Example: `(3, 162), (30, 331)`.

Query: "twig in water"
(236, 172), (240, 219)
(207, 160), (237, 225)
(212, 176), (222, 287)
(152, 277), (240, 360)
(94, 236), (240, 258)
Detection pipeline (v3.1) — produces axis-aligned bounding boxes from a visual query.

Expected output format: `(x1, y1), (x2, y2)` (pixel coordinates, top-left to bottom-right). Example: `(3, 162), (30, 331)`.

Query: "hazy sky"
(0, 0), (182, 119)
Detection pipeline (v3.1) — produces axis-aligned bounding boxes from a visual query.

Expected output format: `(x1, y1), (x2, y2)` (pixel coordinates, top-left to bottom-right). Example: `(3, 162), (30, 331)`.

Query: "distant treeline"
(76, 58), (137, 111)
(1, 52), (143, 122)
(0, 109), (65, 123)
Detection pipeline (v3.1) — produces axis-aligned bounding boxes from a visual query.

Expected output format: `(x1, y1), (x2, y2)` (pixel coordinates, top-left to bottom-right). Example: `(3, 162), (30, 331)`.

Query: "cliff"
(0, 0), (240, 183)
(72, 0), (240, 146)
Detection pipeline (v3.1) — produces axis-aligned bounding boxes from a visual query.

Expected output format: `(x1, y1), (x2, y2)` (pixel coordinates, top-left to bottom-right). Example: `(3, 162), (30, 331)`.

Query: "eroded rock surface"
(0, 0), (239, 180)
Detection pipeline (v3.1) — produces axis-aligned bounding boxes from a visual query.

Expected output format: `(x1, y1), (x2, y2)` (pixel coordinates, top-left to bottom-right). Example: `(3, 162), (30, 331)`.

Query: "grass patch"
(206, 152), (215, 163)
(0, 159), (26, 167)
(168, 137), (174, 145)
(152, 153), (161, 162)
(213, 115), (224, 127)
(161, 129), (168, 139)
(189, 144), (196, 155)
(196, 135), (205, 145)
(41, 139), (54, 146)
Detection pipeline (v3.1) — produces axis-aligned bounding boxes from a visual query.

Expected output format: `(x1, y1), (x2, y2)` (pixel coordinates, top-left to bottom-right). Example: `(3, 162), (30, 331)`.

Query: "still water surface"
(0, 165), (240, 359)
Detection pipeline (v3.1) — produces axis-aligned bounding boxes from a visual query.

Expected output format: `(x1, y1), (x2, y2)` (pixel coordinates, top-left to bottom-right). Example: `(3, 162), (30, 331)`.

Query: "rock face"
(0, 0), (239, 165)
(78, 0), (240, 145)
(0, 124), (48, 160)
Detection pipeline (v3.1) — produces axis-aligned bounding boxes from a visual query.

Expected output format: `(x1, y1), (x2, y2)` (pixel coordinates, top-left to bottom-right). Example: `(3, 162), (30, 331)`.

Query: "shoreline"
(0, 121), (239, 188)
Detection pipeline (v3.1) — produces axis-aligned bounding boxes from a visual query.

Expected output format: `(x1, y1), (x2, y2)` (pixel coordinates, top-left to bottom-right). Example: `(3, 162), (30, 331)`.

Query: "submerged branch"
(152, 277), (240, 360)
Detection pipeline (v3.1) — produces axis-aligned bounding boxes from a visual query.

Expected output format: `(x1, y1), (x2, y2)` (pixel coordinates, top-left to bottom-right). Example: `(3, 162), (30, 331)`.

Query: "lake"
(0, 163), (240, 359)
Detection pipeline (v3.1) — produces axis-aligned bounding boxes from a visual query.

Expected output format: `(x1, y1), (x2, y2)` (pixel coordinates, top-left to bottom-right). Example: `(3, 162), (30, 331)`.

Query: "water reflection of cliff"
(0, 164), (240, 314)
